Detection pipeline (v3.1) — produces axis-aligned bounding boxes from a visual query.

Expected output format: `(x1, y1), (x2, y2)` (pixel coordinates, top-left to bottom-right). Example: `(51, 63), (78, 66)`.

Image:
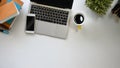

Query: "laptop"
(29, 0), (74, 39)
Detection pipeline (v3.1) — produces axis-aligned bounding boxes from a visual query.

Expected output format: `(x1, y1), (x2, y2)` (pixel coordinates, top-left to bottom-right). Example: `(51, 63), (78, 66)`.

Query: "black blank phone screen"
(26, 16), (35, 31)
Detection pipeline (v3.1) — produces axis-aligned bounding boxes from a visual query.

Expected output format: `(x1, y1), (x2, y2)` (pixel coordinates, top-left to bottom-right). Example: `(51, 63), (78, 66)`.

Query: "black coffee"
(74, 14), (84, 24)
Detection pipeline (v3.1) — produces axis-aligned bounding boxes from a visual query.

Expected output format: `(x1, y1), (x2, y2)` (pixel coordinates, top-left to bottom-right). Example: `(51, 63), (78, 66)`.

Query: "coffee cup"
(74, 13), (84, 30)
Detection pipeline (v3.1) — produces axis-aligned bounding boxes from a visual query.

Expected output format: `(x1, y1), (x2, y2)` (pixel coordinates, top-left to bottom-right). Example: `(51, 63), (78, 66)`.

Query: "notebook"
(29, 0), (73, 39)
(0, 1), (19, 24)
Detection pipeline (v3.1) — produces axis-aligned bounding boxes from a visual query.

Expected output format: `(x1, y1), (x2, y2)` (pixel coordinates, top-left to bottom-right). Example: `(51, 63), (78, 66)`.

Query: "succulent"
(86, 0), (113, 16)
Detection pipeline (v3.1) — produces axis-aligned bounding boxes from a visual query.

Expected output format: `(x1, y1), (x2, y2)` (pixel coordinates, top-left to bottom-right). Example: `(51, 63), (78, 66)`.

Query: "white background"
(0, 0), (120, 68)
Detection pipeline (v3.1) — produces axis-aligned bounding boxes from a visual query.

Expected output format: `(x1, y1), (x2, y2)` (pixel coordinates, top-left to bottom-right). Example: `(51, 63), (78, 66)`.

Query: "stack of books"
(0, 0), (23, 34)
(111, 0), (120, 17)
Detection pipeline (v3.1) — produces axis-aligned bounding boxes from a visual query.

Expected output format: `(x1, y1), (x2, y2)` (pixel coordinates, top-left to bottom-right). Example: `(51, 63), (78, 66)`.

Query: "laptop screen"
(30, 0), (73, 9)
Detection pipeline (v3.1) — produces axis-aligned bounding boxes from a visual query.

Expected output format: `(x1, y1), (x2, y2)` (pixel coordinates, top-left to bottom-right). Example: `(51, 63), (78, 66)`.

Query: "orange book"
(0, 0), (23, 7)
(0, 0), (7, 6)
(0, 1), (19, 24)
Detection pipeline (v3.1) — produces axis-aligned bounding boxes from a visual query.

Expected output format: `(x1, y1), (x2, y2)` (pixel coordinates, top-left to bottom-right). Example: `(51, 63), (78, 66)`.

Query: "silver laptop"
(29, 0), (73, 39)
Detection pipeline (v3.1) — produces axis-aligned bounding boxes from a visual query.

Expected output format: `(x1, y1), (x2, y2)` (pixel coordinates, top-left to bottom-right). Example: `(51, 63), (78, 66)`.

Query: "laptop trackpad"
(35, 20), (56, 36)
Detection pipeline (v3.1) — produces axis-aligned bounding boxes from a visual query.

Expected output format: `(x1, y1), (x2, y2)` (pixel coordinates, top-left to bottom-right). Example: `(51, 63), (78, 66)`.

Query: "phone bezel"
(25, 14), (35, 33)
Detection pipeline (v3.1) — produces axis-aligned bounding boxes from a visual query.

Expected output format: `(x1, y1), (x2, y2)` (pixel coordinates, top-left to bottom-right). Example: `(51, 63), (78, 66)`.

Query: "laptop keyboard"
(30, 5), (69, 25)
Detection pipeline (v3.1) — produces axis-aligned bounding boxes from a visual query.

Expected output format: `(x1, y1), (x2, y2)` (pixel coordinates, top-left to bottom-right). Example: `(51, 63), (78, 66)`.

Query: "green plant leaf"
(85, 0), (113, 16)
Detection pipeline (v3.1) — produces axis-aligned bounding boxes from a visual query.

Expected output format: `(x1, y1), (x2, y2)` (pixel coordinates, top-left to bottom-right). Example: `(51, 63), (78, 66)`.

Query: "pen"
(0, 29), (9, 34)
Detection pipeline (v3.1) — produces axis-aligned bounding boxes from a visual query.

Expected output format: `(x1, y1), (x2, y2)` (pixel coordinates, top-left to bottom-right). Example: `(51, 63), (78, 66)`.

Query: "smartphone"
(26, 14), (35, 33)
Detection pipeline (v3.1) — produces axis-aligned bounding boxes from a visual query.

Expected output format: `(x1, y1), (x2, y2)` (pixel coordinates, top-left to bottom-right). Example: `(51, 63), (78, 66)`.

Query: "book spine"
(111, 1), (120, 18)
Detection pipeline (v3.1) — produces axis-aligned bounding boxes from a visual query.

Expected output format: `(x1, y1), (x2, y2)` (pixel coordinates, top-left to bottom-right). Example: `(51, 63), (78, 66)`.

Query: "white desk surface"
(0, 0), (120, 68)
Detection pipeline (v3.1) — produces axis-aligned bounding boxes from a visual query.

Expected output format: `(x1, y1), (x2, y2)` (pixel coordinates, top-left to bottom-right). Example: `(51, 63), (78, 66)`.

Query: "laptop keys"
(30, 5), (69, 25)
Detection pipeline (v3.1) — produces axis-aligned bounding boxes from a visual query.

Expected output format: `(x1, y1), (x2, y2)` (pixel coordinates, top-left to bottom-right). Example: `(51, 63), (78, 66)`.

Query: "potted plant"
(85, 0), (113, 16)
